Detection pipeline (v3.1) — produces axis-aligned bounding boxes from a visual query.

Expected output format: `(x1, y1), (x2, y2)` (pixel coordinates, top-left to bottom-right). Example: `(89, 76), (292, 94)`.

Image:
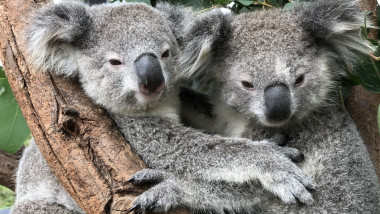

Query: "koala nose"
(264, 83), (291, 123)
(134, 53), (165, 95)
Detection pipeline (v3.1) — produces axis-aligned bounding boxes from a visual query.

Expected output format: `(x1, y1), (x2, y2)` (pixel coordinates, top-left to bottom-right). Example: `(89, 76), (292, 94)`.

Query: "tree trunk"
(0, 0), (188, 213)
(0, 148), (23, 191)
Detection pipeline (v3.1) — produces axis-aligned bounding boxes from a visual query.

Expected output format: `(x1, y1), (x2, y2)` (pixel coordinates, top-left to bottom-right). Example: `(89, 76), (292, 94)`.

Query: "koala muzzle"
(264, 83), (291, 123)
(134, 54), (165, 95)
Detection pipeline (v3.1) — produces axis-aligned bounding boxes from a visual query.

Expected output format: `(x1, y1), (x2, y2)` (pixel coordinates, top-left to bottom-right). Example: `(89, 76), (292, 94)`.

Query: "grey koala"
(179, 0), (380, 213)
(13, 1), (316, 213)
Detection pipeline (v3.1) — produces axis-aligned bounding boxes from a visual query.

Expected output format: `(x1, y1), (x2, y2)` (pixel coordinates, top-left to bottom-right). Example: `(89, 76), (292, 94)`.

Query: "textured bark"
(346, 87), (380, 177)
(346, 0), (380, 177)
(0, 148), (23, 191)
(0, 0), (189, 213)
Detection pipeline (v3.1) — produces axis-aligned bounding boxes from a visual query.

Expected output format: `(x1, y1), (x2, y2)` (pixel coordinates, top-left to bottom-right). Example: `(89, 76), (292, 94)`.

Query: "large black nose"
(134, 53), (165, 95)
(264, 83), (291, 123)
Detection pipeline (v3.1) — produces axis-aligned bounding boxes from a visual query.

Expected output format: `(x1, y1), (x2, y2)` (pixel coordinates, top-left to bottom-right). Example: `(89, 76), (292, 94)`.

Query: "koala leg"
(11, 139), (84, 214)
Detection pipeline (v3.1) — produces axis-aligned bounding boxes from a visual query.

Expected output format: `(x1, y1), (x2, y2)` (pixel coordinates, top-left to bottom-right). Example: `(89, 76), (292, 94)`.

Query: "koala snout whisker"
(264, 83), (291, 124)
(134, 53), (165, 95)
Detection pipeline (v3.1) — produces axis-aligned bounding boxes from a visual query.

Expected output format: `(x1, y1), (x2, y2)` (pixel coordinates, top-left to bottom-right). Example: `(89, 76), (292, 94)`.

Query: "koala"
(179, 0), (380, 213)
(13, 1), (317, 214)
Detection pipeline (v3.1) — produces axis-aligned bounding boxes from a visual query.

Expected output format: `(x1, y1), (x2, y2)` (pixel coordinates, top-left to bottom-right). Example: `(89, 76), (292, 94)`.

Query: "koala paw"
(251, 143), (316, 205)
(276, 145), (305, 163)
(127, 178), (183, 213)
(262, 170), (315, 205)
(126, 169), (166, 186)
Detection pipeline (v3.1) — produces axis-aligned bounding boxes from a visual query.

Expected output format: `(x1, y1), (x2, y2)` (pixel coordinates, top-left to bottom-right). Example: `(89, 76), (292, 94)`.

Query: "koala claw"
(125, 177), (135, 184)
(130, 179), (182, 213)
(126, 169), (165, 186)
(271, 177), (315, 205)
(262, 168), (316, 205)
(127, 204), (141, 213)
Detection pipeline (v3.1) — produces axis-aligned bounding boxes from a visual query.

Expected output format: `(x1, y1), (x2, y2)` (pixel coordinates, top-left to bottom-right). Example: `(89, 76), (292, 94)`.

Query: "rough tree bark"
(0, 148), (23, 191)
(0, 0), (188, 213)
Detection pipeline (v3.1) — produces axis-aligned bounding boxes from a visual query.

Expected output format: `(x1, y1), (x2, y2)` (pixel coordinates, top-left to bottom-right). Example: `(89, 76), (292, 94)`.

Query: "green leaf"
(373, 45), (380, 57)
(368, 38), (380, 47)
(239, 6), (251, 13)
(0, 67), (30, 154)
(238, 0), (254, 6)
(126, 0), (151, 5)
(0, 185), (15, 209)
(266, 0), (283, 7)
(353, 55), (380, 93)
(283, 2), (295, 9)
(0, 69), (5, 78)
(346, 71), (366, 86)
(283, 1), (311, 9)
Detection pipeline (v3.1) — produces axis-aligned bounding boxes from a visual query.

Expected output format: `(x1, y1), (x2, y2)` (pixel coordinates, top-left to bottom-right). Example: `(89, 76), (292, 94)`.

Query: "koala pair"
(179, 0), (380, 213)
(12, 1), (317, 214)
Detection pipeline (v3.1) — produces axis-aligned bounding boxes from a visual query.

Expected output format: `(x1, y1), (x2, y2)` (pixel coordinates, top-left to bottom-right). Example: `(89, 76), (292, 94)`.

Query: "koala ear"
(178, 9), (232, 83)
(297, 0), (372, 66)
(155, 2), (193, 46)
(26, 2), (91, 77)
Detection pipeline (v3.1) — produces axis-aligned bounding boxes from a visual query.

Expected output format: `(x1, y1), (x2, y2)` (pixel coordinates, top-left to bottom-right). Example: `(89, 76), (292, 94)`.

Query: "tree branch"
(0, 148), (23, 191)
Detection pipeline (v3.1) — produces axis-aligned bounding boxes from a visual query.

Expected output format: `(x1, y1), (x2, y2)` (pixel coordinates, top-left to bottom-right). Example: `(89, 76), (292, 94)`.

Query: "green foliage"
(0, 185), (15, 209)
(346, 15), (380, 94)
(125, 0), (151, 5)
(0, 67), (31, 154)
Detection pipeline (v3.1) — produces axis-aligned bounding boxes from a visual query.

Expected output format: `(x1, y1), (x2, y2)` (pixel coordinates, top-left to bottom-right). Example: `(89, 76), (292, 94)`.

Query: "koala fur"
(13, 1), (318, 213)
(179, 0), (380, 213)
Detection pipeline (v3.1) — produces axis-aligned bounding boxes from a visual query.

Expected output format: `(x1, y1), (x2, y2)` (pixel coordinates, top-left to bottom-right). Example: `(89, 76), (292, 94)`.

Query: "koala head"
(26, 2), (190, 116)
(181, 0), (371, 127)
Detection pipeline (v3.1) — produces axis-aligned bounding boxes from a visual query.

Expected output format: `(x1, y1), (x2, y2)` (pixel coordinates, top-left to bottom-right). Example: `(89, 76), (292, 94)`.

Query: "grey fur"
(180, 0), (380, 213)
(11, 139), (84, 214)
(14, 1), (317, 213)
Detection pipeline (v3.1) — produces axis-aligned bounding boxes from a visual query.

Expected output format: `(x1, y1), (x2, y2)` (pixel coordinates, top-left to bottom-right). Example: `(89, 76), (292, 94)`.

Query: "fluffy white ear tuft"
(177, 10), (232, 84)
(25, 1), (91, 77)
(297, 0), (374, 68)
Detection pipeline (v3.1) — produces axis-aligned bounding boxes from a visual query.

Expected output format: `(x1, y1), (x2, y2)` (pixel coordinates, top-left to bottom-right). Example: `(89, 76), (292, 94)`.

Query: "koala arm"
(11, 139), (84, 214)
(113, 115), (315, 208)
(127, 169), (270, 213)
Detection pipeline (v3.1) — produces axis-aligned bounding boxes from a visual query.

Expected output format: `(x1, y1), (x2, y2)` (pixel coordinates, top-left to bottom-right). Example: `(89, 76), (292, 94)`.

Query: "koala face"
(217, 11), (332, 127)
(77, 4), (180, 115)
(27, 2), (182, 116)
(181, 1), (369, 128)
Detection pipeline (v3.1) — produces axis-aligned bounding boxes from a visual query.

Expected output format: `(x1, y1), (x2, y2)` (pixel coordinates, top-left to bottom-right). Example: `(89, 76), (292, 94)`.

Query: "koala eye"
(241, 81), (254, 90)
(161, 50), (170, 59)
(109, 59), (122, 66)
(294, 74), (305, 87)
